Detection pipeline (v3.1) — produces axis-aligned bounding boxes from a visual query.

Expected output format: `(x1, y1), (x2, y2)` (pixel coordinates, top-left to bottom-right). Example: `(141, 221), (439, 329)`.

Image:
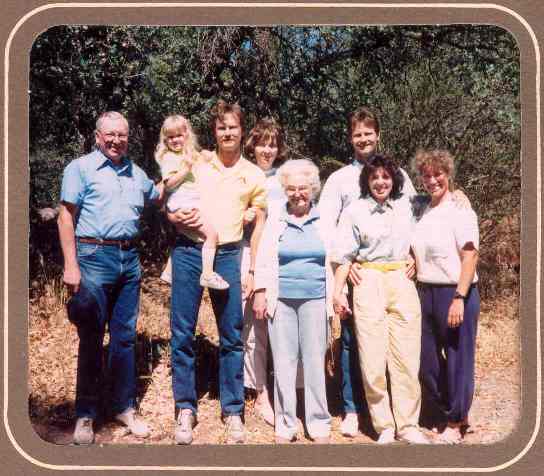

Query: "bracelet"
(453, 291), (466, 300)
(247, 269), (255, 275)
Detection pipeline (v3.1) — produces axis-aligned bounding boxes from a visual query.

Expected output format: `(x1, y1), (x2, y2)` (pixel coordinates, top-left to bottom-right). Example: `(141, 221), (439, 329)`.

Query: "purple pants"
(417, 283), (480, 424)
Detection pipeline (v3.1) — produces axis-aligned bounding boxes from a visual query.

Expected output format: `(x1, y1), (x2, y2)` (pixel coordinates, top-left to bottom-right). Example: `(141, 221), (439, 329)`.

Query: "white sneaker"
(175, 409), (196, 445)
(225, 415), (246, 444)
(377, 428), (396, 445)
(397, 427), (430, 444)
(200, 272), (230, 290)
(340, 413), (359, 437)
(114, 407), (150, 438)
(73, 417), (94, 445)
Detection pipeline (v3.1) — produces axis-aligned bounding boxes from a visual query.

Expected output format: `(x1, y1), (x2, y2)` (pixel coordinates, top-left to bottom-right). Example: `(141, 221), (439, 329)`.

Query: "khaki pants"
(352, 268), (422, 435)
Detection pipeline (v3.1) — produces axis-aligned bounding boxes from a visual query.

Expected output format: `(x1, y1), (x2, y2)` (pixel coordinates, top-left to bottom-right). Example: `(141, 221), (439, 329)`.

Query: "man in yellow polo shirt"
(167, 100), (267, 445)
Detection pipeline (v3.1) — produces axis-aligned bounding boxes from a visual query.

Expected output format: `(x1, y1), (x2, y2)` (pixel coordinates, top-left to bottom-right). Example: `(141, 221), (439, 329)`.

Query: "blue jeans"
(341, 285), (365, 415)
(170, 236), (244, 417)
(75, 241), (141, 419)
(268, 298), (331, 439)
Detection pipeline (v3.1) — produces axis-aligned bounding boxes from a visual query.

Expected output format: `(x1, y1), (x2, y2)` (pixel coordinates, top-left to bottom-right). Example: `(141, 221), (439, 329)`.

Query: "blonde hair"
(277, 159), (321, 200)
(155, 115), (201, 164)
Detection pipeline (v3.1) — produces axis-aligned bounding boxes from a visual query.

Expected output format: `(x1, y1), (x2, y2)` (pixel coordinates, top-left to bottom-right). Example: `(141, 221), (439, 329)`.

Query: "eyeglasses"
(99, 132), (128, 141)
(285, 185), (311, 194)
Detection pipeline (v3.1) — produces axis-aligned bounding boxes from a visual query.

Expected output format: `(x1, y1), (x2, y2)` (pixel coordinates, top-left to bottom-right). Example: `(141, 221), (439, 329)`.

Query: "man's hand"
(451, 189), (472, 209)
(242, 272), (255, 300)
(168, 208), (202, 229)
(63, 265), (81, 294)
(447, 298), (464, 328)
(243, 207), (257, 226)
(252, 290), (268, 320)
(333, 292), (352, 320)
(347, 263), (363, 286)
(405, 256), (416, 280)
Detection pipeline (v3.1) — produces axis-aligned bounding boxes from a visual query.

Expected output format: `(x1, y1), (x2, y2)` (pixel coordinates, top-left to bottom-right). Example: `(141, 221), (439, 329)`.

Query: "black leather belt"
(78, 237), (136, 250)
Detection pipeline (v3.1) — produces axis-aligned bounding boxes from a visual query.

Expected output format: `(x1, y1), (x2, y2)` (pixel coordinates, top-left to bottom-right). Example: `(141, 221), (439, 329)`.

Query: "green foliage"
(29, 25), (520, 298)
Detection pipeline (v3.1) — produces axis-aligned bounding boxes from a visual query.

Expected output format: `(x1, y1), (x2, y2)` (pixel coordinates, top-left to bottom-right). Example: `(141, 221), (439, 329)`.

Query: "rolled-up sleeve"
(330, 207), (360, 265)
(454, 208), (480, 251)
(60, 160), (84, 207)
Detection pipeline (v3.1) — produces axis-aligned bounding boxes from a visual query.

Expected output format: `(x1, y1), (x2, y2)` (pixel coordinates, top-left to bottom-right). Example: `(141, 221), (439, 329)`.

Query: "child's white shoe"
(200, 272), (229, 290)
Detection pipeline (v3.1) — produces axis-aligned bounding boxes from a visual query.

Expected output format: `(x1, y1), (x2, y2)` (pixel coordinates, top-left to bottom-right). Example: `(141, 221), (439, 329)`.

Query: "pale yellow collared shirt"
(187, 152), (267, 244)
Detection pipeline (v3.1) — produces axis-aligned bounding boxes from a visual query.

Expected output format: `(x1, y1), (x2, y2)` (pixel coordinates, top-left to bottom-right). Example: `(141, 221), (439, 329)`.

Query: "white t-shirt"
(412, 199), (479, 284)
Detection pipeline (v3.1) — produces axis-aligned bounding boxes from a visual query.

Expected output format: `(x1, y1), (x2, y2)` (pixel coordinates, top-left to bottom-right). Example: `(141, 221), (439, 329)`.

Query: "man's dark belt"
(78, 237), (136, 250)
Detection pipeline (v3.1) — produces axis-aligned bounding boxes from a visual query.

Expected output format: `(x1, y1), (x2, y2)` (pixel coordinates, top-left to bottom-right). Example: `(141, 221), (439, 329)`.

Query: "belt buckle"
(120, 240), (132, 250)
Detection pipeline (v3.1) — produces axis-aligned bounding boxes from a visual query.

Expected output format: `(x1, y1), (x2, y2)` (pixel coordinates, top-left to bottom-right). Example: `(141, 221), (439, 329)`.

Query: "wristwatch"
(453, 291), (466, 300)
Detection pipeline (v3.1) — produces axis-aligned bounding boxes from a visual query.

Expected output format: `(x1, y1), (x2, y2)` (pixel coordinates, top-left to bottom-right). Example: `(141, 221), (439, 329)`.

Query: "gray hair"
(277, 159), (321, 199)
(95, 111), (129, 132)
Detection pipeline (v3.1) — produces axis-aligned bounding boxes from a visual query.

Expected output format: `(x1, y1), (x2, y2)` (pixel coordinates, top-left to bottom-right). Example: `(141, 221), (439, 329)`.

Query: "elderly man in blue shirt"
(57, 111), (162, 445)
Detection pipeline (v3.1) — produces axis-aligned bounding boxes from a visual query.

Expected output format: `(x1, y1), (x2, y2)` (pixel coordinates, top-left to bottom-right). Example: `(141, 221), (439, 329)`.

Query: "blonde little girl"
(155, 114), (229, 290)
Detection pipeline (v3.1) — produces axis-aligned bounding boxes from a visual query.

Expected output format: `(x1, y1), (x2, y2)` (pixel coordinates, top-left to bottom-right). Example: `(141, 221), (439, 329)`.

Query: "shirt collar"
(210, 151), (246, 172)
(368, 196), (393, 214)
(95, 149), (131, 174)
(264, 167), (277, 178)
(280, 202), (320, 226)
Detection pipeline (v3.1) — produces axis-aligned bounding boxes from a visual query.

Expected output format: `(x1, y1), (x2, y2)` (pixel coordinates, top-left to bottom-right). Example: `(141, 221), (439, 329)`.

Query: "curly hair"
(154, 115), (200, 164)
(412, 149), (455, 184)
(244, 117), (288, 166)
(359, 154), (404, 200)
(277, 159), (321, 201)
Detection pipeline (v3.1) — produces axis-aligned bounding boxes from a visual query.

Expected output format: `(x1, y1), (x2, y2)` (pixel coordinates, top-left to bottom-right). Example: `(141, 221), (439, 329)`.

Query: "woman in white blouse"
(411, 149), (480, 445)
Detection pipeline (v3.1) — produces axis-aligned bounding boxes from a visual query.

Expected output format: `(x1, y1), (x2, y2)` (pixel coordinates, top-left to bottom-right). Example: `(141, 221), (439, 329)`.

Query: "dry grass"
(28, 276), (521, 446)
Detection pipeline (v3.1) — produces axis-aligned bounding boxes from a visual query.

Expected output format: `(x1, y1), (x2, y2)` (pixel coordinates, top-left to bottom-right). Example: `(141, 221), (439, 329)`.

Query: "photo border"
(3, 1), (539, 473)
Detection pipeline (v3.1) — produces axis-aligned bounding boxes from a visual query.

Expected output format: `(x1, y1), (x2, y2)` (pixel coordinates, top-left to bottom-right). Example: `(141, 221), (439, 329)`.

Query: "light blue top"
(278, 204), (326, 299)
(330, 195), (417, 265)
(60, 149), (159, 240)
(318, 158), (416, 235)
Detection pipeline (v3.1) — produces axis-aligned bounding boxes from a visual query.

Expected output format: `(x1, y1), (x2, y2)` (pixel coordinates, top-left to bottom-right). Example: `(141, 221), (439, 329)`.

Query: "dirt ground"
(29, 274), (520, 446)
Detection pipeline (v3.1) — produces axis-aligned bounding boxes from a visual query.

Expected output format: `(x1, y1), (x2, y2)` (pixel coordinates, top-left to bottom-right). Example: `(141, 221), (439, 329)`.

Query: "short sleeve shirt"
(60, 149), (159, 240)
(330, 196), (416, 265)
(318, 159), (416, 243)
(195, 153), (267, 244)
(412, 199), (479, 284)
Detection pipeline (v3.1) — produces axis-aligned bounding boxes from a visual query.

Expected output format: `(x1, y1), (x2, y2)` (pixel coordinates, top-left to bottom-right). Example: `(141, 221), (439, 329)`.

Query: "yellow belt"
(358, 261), (408, 272)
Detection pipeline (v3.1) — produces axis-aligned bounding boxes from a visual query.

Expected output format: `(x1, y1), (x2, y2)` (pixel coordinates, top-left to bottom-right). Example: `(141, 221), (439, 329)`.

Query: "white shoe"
(377, 428), (396, 445)
(397, 427), (430, 444)
(73, 417), (94, 445)
(340, 413), (359, 437)
(225, 415), (246, 444)
(175, 409), (196, 445)
(114, 408), (150, 438)
(200, 272), (230, 290)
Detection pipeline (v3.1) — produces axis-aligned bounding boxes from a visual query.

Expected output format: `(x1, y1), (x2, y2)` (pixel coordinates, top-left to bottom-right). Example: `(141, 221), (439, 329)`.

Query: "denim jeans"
(341, 285), (365, 415)
(268, 298), (331, 440)
(75, 241), (141, 419)
(170, 235), (244, 416)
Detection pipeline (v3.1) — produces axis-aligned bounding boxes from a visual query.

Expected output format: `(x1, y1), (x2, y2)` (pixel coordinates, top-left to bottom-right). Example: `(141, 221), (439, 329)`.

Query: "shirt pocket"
(124, 177), (145, 212)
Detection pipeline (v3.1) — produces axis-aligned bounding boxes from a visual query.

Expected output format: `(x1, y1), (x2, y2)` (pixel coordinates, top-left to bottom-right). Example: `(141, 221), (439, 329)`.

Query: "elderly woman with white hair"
(253, 159), (333, 444)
